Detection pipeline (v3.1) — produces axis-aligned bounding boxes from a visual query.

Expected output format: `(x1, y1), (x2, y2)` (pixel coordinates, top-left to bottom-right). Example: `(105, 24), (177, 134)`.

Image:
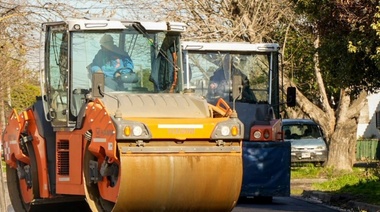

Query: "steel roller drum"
(110, 143), (242, 211)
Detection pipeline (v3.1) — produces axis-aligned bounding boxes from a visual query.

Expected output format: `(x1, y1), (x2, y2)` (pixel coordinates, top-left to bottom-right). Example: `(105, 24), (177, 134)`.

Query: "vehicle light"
(231, 126), (238, 136)
(263, 129), (270, 139)
(221, 126), (230, 136)
(253, 130), (261, 139)
(133, 126), (143, 136)
(73, 24), (81, 30)
(316, 146), (324, 150)
(124, 126), (131, 136)
(211, 120), (244, 140)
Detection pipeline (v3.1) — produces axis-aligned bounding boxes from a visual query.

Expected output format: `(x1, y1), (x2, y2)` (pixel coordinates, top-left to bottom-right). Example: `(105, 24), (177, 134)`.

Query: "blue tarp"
(240, 141), (291, 197)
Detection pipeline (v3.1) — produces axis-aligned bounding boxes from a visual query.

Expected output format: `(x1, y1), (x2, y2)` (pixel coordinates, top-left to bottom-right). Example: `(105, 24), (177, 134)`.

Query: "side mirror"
(286, 87), (296, 107)
(232, 75), (242, 100)
(92, 72), (105, 98)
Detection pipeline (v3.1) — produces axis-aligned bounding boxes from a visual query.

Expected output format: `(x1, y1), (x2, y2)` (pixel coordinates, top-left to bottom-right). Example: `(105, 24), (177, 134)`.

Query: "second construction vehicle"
(2, 19), (244, 211)
(181, 41), (296, 202)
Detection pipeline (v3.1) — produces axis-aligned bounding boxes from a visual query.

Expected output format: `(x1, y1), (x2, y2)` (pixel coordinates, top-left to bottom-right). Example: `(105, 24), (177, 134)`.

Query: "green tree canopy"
(293, 0), (380, 94)
(11, 82), (40, 112)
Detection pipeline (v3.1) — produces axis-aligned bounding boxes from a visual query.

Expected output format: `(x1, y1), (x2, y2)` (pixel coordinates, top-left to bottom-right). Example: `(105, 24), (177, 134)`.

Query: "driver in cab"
(207, 54), (256, 103)
(91, 34), (134, 90)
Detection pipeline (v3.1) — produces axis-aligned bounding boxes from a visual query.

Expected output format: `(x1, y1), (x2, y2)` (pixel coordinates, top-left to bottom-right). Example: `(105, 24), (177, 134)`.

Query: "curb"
(302, 190), (380, 212)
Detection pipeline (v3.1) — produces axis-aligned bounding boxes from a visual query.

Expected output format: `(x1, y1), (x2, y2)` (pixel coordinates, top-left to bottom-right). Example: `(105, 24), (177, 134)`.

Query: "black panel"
(32, 96), (57, 194)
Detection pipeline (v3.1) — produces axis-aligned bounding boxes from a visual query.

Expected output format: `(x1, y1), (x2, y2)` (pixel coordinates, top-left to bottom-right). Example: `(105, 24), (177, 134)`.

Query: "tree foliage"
(293, 0), (380, 93)
(11, 82), (40, 113)
(371, 6), (380, 67)
(289, 0), (380, 170)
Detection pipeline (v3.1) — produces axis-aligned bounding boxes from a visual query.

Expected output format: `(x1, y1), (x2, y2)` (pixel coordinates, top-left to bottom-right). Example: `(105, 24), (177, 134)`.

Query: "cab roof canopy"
(182, 41), (280, 52)
(42, 18), (187, 32)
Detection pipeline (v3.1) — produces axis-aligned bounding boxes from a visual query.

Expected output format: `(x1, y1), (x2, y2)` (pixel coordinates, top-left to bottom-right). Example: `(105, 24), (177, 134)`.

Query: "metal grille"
(57, 140), (69, 175)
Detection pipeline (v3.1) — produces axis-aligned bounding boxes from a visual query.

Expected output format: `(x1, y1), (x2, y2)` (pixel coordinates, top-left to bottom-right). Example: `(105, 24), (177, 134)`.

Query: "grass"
(291, 163), (324, 179)
(291, 187), (305, 196)
(291, 163), (380, 205)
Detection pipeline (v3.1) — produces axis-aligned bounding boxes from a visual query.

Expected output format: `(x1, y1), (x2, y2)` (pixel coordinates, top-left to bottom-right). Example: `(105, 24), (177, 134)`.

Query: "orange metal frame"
(3, 109), (51, 200)
(81, 99), (120, 202)
(2, 97), (239, 204)
(55, 132), (86, 195)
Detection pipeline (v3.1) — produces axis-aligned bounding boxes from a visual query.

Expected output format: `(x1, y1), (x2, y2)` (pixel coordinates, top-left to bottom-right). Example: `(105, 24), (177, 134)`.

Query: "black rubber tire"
(6, 142), (40, 212)
(26, 142), (40, 199)
(6, 164), (29, 212)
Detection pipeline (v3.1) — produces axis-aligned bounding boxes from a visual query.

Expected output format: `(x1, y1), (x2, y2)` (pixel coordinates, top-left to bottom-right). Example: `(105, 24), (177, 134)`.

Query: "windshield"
(44, 27), (182, 123)
(283, 124), (323, 140)
(71, 30), (181, 93)
(183, 52), (271, 103)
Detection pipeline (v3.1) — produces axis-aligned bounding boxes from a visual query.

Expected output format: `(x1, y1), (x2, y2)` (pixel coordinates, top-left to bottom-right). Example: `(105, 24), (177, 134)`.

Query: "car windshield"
(283, 124), (322, 140)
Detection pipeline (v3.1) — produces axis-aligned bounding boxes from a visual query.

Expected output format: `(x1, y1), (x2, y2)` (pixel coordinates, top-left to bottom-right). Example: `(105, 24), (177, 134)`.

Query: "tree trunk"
(327, 117), (358, 170)
(281, 31), (368, 171)
(325, 89), (367, 170)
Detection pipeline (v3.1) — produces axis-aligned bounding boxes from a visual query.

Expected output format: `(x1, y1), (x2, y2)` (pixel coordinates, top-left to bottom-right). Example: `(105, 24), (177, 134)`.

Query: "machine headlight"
(133, 126), (143, 136)
(124, 126), (142, 137)
(113, 118), (151, 140)
(211, 119), (244, 139)
(253, 130), (261, 139)
(73, 24), (81, 30)
(221, 126), (230, 136)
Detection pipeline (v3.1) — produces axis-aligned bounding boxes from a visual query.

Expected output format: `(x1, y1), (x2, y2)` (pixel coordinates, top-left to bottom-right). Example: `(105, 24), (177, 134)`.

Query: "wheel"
(6, 163), (30, 212)
(26, 142), (40, 199)
(6, 142), (40, 212)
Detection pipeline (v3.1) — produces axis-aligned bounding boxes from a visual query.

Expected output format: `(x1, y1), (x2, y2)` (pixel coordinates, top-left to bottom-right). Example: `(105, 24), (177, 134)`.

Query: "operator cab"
(182, 42), (285, 140)
(182, 42), (280, 107)
(41, 19), (186, 129)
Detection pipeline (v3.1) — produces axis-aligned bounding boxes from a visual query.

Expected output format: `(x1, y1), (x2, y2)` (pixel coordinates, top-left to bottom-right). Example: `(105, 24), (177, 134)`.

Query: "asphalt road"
(3, 173), (346, 212)
(5, 196), (347, 212)
(233, 196), (347, 212)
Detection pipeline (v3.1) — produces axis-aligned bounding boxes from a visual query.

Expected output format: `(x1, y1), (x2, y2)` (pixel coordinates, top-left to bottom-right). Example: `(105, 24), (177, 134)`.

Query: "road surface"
(233, 196), (346, 212)
(4, 196), (346, 212)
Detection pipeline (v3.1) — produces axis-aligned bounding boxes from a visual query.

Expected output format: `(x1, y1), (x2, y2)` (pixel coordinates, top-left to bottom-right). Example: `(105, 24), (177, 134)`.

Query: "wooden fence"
(356, 139), (380, 161)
